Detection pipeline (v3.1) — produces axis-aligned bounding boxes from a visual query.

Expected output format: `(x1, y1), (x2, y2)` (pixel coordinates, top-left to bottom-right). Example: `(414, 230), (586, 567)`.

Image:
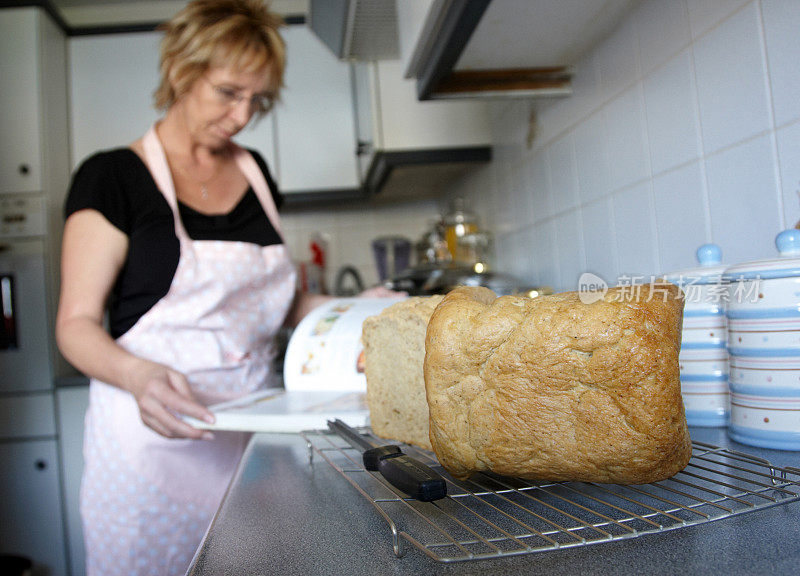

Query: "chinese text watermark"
(577, 272), (761, 305)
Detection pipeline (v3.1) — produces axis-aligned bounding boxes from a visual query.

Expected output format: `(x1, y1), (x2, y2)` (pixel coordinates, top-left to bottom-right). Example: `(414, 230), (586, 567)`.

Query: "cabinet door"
(69, 31), (162, 168)
(57, 386), (90, 576)
(0, 8), (42, 193)
(275, 25), (359, 192)
(352, 63), (376, 182)
(233, 113), (279, 183)
(0, 440), (68, 575)
(68, 31), (278, 175)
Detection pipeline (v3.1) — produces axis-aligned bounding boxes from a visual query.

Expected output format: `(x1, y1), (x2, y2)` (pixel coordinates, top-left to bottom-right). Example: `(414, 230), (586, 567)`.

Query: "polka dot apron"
(80, 126), (296, 576)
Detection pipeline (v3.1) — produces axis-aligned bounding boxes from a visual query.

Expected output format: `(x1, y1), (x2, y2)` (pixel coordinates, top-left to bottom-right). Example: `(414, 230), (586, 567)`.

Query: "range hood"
(310, 0), (640, 101)
(308, 0), (400, 61)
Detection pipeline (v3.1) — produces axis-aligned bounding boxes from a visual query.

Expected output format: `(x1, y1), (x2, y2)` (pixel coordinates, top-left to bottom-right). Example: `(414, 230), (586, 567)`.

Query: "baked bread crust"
(424, 284), (691, 484)
(363, 296), (443, 450)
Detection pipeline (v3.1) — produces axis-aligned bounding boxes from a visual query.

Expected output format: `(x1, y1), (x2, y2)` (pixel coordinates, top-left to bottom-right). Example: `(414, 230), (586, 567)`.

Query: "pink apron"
(80, 126), (296, 576)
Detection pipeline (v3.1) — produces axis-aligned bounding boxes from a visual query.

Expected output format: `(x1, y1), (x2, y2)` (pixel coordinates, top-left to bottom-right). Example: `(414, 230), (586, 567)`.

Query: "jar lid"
(722, 229), (800, 280)
(664, 244), (727, 285)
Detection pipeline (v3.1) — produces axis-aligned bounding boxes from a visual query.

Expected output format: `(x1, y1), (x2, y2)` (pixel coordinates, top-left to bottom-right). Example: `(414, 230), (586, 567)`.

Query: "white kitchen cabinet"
(274, 25), (359, 192)
(0, 424), (67, 576)
(68, 25), (359, 194)
(354, 0), (491, 154)
(56, 385), (90, 576)
(0, 6), (69, 197)
(344, 1), (492, 196)
(0, 9), (42, 193)
(0, 395), (67, 576)
(69, 31), (163, 168)
(232, 113), (279, 183)
(0, 6), (70, 376)
(0, 394), (56, 438)
(351, 57), (492, 196)
(365, 58), (492, 151)
(69, 29), (278, 179)
(0, 6), (69, 214)
(0, 8), (69, 575)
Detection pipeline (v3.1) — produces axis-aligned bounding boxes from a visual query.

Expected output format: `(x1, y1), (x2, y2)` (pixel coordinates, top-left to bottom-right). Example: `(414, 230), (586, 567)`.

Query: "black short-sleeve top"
(64, 147), (284, 339)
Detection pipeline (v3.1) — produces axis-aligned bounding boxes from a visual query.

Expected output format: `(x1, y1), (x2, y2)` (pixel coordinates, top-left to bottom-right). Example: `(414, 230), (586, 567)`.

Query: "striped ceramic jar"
(665, 244), (729, 427)
(723, 229), (800, 450)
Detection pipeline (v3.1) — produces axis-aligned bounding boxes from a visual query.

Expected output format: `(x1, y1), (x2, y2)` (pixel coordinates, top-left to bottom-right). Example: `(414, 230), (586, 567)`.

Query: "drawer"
(0, 392), (56, 439)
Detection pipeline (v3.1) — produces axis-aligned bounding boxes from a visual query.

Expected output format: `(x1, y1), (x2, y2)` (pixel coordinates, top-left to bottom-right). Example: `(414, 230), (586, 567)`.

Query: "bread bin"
(723, 229), (800, 450)
(664, 244), (729, 427)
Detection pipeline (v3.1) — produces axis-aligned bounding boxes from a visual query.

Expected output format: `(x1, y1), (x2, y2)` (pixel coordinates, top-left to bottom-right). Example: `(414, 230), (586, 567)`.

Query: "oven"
(0, 195), (52, 392)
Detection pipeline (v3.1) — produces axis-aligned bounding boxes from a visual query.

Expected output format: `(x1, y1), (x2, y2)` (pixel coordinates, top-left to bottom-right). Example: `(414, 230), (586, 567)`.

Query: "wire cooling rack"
(300, 428), (800, 563)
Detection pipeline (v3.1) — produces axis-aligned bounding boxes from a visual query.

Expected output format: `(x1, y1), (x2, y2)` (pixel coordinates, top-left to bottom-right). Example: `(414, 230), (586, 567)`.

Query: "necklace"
(172, 159), (222, 200)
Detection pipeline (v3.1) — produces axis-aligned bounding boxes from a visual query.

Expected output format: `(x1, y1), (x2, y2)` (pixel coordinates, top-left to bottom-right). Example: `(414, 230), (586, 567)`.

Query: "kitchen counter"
(188, 427), (799, 576)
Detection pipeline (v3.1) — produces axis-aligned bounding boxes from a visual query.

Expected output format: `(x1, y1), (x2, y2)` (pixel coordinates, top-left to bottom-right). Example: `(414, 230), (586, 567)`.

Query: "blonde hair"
(154, 0), (285, 115)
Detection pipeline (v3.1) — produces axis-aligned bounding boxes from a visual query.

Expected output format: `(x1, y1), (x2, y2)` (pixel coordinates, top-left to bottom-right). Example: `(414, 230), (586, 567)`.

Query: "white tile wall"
(443, 0), (800, 292)
(652, 160), (710, 271)
(573, 112), (611, 203)
(528, 151), (554, 221)
(553, 210), (586, 291)
(581, 197), (618, 282)
(704, 133), (781, 262)
(547, 134), (580, 214)
(280, 198), (438, 291)
(776, 121), (800, 227)
(605, 86), (651, 190)
(613, 182), (658, 277)
(642, 49), (702, 174)
(635, 0), (691, 75)
(692, 2), (772, 154)
(686, 0), (750, 39)
(761, 0), (800, 127)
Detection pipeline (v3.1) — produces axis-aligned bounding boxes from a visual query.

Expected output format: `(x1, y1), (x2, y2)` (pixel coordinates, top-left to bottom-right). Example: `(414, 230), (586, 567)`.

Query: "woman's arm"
(55, 209), (214, 438)
(283, 291), (331, 328)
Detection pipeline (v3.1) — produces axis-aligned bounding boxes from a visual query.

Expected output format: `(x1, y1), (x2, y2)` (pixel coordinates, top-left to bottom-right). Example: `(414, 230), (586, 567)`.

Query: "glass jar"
(457, 231), (493, 271)
(443, 198), (478, 264)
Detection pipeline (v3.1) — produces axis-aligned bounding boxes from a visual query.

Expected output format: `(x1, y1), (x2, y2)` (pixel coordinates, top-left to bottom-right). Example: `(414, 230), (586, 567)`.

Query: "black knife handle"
(362, 445), (402, 471)
(377, 453), (447, 502)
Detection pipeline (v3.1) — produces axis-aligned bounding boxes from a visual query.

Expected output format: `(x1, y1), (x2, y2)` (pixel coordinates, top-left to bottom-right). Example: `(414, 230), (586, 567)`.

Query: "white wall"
(445, 0), (800, 293)
(281, 198), (439, 290)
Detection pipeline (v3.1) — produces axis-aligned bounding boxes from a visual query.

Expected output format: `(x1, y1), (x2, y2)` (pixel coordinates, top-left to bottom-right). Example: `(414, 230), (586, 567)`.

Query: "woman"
(56, 1), (389, 574)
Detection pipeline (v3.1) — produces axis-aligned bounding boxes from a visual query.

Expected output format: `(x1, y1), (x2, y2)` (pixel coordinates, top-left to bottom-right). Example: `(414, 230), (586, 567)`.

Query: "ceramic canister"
(723, 229), (800, 450)
(665, 244), (729, 427)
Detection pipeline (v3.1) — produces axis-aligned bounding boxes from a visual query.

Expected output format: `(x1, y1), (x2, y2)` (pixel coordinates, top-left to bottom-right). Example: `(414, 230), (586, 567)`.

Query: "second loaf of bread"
(424, 284), (691, 484)
(362, 296), (443, 450)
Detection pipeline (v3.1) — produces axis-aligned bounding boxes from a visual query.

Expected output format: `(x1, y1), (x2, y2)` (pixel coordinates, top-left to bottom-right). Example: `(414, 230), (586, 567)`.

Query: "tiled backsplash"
(444, 0), (800, 293)
(281, 199), (438, 291)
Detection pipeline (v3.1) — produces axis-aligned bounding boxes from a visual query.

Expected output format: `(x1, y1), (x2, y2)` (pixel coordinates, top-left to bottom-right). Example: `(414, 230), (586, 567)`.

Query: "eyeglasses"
(203, 77), (275, 115)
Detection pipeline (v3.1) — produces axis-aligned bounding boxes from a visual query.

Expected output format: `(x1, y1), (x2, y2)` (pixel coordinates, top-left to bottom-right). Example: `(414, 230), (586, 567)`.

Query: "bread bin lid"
(664, 244), (727, 285)
(722, 229), (800, 281)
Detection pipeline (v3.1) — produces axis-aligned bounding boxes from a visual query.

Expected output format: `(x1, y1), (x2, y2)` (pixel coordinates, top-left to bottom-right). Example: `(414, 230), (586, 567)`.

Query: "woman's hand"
(357, 285), (407, 298)
(127, 360), (216, 440)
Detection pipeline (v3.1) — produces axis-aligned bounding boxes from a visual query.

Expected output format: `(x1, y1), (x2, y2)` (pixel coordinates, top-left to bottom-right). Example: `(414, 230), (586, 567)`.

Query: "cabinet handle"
(356, 141), (372, 156)
(18, 164), (30, 176)
(35, 459), (48, 471)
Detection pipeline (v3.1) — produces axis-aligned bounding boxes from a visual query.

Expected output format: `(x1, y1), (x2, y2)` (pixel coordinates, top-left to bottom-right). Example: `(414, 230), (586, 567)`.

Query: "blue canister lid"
(723, 229), (800, 281)
(664, 243), (727, 286)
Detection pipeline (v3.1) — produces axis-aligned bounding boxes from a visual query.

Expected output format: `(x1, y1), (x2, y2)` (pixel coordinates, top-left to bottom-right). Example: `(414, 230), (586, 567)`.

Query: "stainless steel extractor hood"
(308, 0), (400, 61)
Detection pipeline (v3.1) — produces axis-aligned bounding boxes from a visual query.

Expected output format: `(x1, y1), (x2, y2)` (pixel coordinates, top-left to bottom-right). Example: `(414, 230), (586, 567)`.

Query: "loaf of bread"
(424, 284), (691, 484)
(362, 296), (443, 450)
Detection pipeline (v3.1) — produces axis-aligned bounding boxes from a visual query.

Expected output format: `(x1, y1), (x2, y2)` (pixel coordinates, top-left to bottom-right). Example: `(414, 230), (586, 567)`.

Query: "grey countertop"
(188, 427), (800, 576)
